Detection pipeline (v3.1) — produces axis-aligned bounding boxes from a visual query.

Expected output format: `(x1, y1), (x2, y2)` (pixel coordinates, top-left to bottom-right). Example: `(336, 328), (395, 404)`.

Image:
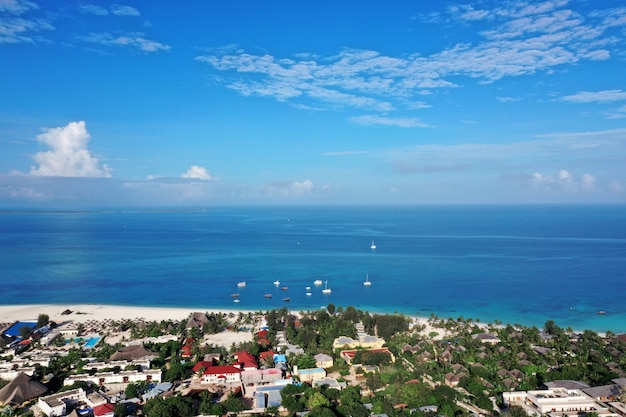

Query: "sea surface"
(1, 205), (625, 333)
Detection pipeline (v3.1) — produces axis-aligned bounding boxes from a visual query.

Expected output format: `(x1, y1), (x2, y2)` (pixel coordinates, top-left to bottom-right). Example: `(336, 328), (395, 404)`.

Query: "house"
(192, 361), (214, 374)
(444, 372), (466, 387)
(294, 367), (326, 383)
(200, 365), (241, 385)
(314, 353), (334, 369)
(340, 348), (395, 365)
(233, 351), (258, 370)
(313, 377), (344, 390)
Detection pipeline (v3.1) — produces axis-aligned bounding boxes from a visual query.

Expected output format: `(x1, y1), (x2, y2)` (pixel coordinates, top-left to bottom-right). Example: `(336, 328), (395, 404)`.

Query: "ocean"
(1, 205), (625, 333)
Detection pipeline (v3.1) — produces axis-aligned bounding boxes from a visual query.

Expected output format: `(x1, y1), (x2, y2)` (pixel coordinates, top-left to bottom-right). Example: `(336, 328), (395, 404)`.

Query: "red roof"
(203, 365), (241, 375)
(93, 402), (115, 416)
(259, 350), (275, 361)
(192, 361), (214, 373)
(256, 329), (269, 339)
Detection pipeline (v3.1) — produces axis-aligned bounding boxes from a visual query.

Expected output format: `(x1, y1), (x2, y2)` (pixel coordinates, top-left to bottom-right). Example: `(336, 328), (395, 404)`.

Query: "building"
(294, 367), (326, 383)
(200, 365), (242, 385)
(63, 369), (162, 388)
(314, 353), (334, 369)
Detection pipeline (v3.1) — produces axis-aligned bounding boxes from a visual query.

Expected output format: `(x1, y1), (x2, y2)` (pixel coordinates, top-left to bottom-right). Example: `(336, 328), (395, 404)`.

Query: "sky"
(1, 0), (626, 207)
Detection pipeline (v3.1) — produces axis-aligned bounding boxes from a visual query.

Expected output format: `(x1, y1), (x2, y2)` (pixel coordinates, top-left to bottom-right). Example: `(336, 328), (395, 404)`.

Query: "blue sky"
(1, 0), (626, 207)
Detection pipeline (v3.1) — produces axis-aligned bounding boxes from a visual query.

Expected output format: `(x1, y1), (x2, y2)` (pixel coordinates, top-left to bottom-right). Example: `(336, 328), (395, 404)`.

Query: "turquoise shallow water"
(1, 205), (625, 333)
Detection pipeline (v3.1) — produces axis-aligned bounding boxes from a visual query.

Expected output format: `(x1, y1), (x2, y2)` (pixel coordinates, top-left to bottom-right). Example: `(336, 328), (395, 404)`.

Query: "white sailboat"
(370, 240), (376, 250)
(363, 274), (372, 286)
(273, 280), (280, 286)
(322, 280), (331, 294)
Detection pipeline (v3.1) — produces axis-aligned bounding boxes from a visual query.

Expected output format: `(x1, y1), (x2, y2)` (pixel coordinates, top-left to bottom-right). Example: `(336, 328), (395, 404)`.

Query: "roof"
(186, 312), (211, 329)
(93, 402), (115, 417)
(203, 365), (241, 375)
(109, 344), (157, 361)
(0, 372), (48, 405)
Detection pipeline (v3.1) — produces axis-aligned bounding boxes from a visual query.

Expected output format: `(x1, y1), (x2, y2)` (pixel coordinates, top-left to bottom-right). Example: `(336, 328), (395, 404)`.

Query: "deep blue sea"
(1, 205), (625, 333)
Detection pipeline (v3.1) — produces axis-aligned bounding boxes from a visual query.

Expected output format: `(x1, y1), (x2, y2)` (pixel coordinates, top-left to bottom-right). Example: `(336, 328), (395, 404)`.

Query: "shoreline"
(0, 303), (610, 339)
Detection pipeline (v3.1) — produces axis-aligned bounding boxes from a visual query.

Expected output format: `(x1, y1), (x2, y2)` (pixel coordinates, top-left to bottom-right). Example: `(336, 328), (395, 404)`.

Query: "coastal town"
(1, 304), (626, 417)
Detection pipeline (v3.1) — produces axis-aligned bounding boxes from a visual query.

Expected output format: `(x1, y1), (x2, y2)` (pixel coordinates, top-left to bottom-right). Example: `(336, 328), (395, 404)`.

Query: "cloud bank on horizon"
(0, 0), (625, 206)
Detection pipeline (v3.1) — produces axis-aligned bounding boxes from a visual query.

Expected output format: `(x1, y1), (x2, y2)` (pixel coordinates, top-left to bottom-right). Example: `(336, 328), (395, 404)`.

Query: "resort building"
(63, 369), (162, 389)
(503, 388), (620, 416)
(38, 388), (107, 417)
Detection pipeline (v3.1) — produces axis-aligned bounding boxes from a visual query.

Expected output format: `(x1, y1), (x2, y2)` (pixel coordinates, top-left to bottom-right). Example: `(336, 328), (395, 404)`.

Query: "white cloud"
(30, 121), (112, 178)
(78, 32), (170, 53)
(0, 0), (37, 15)
(559, 89), (626, 103)
(496, 96), (520, 103)
(181, 165), (214, 181)
(78, 4), (139, 17)
(350, 115), (433, 128)
(197, 1), (622, 120)
(79, 4), (109, 16)
(260, 179), (315, 198)
(531, 169), (596, 193)
(110, 4), (140, 16)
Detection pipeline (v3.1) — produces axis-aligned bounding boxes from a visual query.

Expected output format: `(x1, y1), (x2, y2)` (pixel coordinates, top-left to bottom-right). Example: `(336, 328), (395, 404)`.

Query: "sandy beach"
(0, 303), (450, 342)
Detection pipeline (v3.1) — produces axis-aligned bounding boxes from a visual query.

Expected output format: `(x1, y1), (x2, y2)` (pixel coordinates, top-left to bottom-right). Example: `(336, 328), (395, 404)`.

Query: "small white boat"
(237, 281), (246, 288)
(273, 280), (280, 286)
(313, 279), (323, 286)
(370, 240), (376, 250)
(233, 299), (240, 303)
(306, 292), (312, 296)
(305, 286), (311, 290)
(322, 280), (331, 294)
(363, 274), (372, 286)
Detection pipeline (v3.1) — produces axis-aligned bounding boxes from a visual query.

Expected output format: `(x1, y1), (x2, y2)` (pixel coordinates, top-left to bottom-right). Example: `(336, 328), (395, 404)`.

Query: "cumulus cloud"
(260, 179), (315, 198)
(531, 169), (596, 193)
(181, 165), (214, 181)
(30, 121), (112, 178)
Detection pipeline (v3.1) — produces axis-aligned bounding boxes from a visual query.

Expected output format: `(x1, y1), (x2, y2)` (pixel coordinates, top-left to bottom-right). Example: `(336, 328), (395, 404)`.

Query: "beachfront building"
(200, 365), (242, 385)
